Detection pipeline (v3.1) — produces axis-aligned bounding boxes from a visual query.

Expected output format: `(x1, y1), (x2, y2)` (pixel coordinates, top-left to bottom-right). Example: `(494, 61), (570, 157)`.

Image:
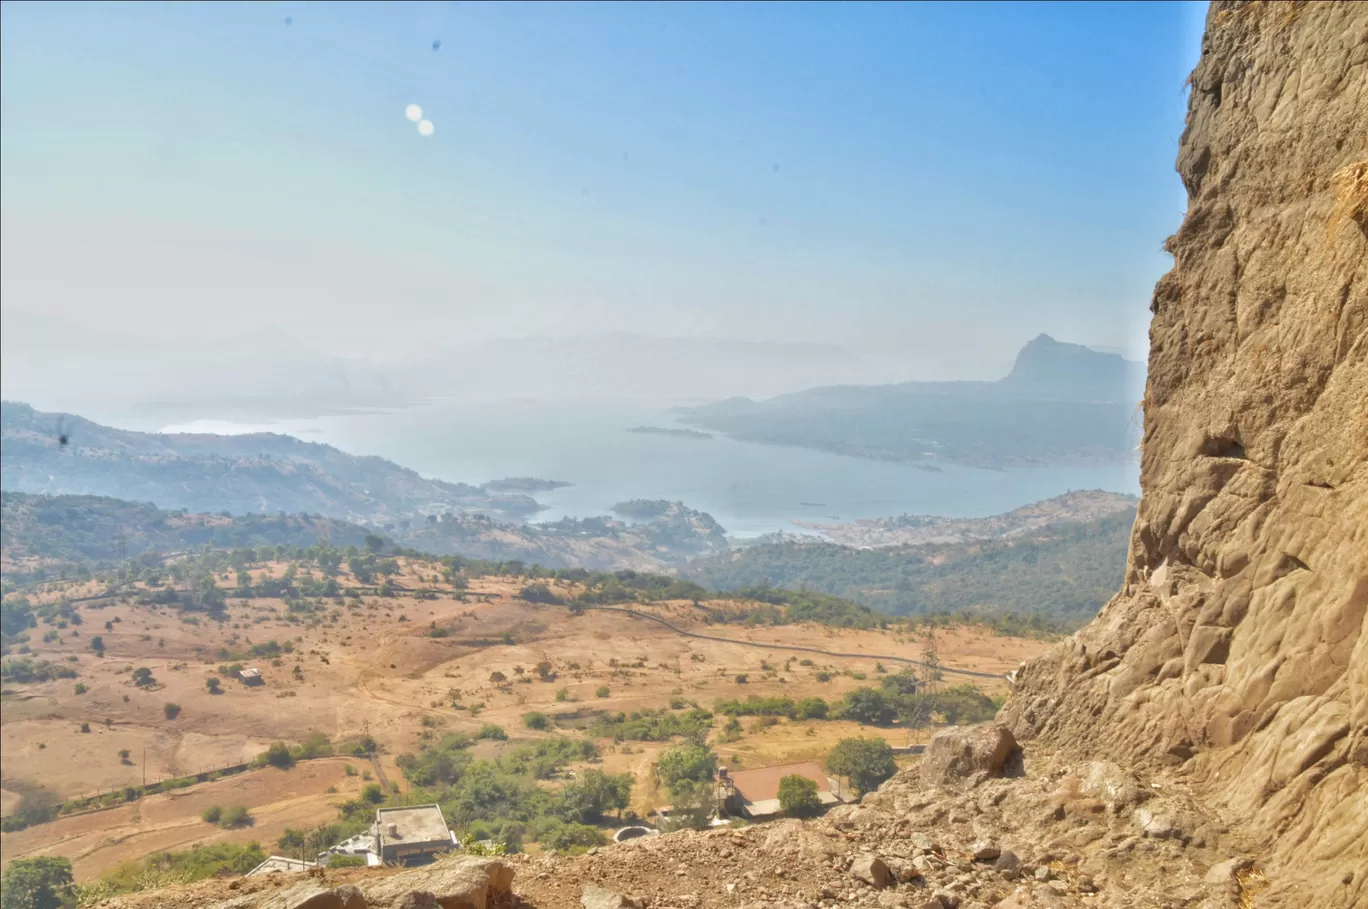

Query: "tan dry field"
(1, 562), (1048, 880)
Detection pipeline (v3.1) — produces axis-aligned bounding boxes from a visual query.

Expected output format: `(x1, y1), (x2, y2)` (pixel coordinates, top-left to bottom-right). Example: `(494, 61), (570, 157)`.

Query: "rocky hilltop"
(1003, 1), (1368, 905)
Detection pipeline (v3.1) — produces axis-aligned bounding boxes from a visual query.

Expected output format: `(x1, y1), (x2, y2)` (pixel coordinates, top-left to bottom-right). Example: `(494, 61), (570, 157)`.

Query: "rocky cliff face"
(1002, 2), (1368, 905)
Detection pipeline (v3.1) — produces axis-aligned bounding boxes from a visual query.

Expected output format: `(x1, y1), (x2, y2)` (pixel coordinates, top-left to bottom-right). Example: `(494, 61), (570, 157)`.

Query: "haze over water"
(162, 398), (1140, 538)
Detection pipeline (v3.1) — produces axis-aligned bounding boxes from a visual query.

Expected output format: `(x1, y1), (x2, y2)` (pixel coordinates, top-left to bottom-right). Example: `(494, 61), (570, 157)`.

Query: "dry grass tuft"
(1236, 867), (1269, 909)
(1328, 160), (1368, 237)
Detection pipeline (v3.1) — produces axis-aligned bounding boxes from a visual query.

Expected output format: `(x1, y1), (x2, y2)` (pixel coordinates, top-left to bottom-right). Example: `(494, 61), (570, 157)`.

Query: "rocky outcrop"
(1000, 2), (1368, 905)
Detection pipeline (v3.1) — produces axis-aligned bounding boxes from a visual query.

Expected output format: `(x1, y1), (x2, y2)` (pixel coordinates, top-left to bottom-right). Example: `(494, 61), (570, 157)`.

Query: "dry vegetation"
(1, 557), (1045, 881)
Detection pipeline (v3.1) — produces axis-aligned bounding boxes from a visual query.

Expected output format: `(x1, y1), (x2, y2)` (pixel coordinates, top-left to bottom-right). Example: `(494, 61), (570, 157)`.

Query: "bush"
(523, 712), (550, 730)
(201, 805), (223, 824)
(205, 677), (222, 694)
(555, 687), (569, 702)
(360, 783), (385, 804)
(519, 583), (562, 605)
(262, 742), (295, 769)
(73, 683), (88, 695)
(163, 703), (182, 720)
(777, 774), (821, 817)
(595, 686), (610, 699)
(476, 724), (507, 741)
(219, 805), (253, 828)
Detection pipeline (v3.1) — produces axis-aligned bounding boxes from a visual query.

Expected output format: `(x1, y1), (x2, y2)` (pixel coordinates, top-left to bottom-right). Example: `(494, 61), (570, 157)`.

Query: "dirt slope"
(1002, 2), (1368, 905)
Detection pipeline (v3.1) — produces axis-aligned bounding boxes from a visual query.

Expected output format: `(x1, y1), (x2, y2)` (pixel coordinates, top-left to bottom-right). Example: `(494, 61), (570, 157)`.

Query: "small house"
(375, 804), (456, 865)
(239, 667), (263, 686)
(718, 761), (847, 820)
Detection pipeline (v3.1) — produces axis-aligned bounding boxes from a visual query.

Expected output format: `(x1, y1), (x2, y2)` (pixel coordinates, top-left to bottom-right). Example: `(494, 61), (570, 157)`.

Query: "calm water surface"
(162, 398), (1140, 538)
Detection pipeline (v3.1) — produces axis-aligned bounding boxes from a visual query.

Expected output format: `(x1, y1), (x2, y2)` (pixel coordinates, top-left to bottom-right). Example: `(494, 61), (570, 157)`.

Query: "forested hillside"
(685, 508), (1134, 628)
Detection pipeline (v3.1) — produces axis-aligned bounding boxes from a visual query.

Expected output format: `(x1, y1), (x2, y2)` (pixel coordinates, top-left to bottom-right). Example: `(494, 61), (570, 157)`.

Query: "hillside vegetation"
(686, 508), (1134, 630)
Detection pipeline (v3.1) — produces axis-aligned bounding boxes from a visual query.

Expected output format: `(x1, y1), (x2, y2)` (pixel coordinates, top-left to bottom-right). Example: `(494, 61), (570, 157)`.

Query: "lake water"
(162, 398), (1140, 538)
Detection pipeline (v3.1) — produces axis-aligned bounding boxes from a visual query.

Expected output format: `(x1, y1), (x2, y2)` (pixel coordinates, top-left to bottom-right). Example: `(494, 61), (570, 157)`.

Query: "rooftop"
(377, 804), (451, 845)
(725, 761), (835, 805)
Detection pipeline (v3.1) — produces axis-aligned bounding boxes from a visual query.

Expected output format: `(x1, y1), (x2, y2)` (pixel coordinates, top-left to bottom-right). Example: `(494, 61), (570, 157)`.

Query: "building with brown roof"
(718, 761), (848, 820)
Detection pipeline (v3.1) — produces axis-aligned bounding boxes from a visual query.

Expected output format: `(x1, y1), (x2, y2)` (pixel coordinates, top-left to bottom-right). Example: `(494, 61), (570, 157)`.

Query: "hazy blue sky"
(2, 1), (1207, 403)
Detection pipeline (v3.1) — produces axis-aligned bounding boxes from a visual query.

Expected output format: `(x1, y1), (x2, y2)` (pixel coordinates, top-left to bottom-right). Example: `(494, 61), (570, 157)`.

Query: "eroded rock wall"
(1002, 2), (1368, 904)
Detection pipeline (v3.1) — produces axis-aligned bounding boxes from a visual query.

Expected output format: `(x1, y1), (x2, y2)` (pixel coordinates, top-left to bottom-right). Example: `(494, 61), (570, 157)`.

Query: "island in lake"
(481, 477), (573, 494)
(627, 426), (713, 440)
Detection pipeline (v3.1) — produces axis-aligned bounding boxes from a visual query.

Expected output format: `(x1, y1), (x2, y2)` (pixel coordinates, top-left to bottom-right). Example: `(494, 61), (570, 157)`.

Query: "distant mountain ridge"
(678, 335), (1145, 469)
(0, 401), (544, 525)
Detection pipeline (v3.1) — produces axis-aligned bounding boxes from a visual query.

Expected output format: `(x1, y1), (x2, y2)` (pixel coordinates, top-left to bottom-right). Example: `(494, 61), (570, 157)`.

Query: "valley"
(0, 554), (1043, 882)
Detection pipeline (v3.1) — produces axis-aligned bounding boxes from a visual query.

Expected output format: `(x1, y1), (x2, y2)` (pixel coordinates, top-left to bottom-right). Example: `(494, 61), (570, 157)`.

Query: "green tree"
(163, 702), (182, 720)
(838, 688), (897, 725)
(360, 782), (386, 804)
(206, 677), (222, 694)
(658, 779), (714, 832)
(826, 737), (897, 796)
(1, 856), (75, 909)
(523, 711), (550, 730)
(656, 744), (716, 796)
(277, 827), (305, 851)
(131, 667), (155, 687)
(777, 774), (821, 817)
(201, 805), (223, 824)
(89, 635), (104, 653)
(557, 769), (631, 824)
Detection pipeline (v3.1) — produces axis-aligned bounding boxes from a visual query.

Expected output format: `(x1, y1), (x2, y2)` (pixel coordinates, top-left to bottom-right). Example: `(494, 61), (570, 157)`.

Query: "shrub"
(262, 742), (295, 769)
(555, 688), (569, 702)
(595, 686), (610, 699)
(205, 677), (222, 694)
(360, 783), (385, 804)
(219, 805), (253, 828)
(201, 805), (223, 824)
(163, 703), (182, 720)
(80, 723), (91, 733)
(778, 774), (821, 817)
(523, 712), (550, 731)
(476, 724), (507, 741)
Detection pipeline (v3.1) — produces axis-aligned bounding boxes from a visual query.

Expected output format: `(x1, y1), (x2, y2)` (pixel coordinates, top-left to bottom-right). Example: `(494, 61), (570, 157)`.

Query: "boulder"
(970, 841), (1001, 861)
(993, 851), (1021, 878)
(581, 884), (642, 909)
(245, 883), (346, 909)
(922, 724), (1020, 785)
(850, 854), (892, 888)
(362, 856), (513, 909)
(396, 895), (438, 909)
(334, 885), (368, 909)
